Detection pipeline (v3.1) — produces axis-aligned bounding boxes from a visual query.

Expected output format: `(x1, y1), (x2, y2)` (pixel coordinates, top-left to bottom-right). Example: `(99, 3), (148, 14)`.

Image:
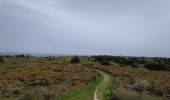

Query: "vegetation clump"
(93, 55), (170, 71)
(0, 58), (4, 63)
(144, 63), (168, 71)
(100, 61), (111, 66)
(71, 56), (80, 63)
(132, 63), (140, 68)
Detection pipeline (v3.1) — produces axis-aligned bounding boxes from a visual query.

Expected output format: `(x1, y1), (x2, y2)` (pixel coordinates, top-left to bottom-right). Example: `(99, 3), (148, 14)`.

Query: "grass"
(80, 60), (96, 66)
(57, 76), (102, 100)
(96, 70), (116, 100)
(101, 73), (115, 100)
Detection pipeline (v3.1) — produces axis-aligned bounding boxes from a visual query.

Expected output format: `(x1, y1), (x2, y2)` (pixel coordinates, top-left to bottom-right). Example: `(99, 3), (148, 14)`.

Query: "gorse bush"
(71, 56), (80, 63)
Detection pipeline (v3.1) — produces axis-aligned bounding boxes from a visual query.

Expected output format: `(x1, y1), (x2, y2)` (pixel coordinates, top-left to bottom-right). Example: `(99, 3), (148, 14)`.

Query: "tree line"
(92, 55), (170, 71)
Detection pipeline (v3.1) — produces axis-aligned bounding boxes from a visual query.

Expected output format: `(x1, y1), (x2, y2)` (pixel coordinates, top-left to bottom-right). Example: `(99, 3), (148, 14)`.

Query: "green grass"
(57, 76), (102, 100)
(80, 60), (96, 66)
(102, 75), (115, 100)
(96, 70), (116, 100)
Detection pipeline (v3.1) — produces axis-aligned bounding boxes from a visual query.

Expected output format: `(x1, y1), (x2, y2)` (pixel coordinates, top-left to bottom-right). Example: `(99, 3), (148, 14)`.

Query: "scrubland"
(96, 64), (170, 100)
(0, 55), (170, 100)
(0, 57), (97, 100)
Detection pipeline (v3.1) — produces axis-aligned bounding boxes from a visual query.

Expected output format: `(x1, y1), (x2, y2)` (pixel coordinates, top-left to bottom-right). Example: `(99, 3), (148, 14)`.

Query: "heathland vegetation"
(0, 55), (98, 100)
(93, 55), (170, 100)
(0, 55), (170, 100)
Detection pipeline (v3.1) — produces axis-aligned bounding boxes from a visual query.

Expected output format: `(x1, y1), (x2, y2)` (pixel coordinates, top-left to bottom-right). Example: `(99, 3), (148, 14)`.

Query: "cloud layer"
(0, 0), (170, 57)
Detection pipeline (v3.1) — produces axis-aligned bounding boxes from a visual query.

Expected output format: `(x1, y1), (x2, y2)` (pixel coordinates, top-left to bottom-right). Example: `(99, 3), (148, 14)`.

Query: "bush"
(132, 63), (140, 68)
(133, 79), (149, 92)
(93, 55), (114, 62)
(0, 58), (4, 63)
(71, 56), (80, 63)
(0, 80), (24, 97)
(144, 63), (168, 71)
(100, 61), (111, 66)
(47, 57), (55, 61)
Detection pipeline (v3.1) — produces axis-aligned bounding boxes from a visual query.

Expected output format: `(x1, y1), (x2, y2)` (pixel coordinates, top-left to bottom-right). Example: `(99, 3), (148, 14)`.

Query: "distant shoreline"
(0, 52), (169, 58)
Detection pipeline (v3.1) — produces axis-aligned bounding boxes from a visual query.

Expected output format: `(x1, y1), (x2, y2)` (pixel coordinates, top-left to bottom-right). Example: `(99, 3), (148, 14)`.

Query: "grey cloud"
(0, 0), (170, 57)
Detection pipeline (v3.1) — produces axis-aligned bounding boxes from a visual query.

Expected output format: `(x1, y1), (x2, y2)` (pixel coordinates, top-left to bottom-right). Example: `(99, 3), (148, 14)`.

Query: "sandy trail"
(94, 70), (110, 100)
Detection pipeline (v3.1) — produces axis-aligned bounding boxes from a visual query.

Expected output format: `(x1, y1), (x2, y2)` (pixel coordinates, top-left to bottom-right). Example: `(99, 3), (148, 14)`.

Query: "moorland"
(0, 55), (170, 100)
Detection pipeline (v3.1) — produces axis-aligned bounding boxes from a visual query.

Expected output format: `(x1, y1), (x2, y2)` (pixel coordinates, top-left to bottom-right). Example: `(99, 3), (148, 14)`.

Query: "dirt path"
(94, 70), (111, 100)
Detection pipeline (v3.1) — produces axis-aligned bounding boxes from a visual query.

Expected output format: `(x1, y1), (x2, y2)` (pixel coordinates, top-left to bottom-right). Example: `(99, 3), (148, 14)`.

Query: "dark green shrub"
(0, 58), (4, 63)
(16, 55), (26, 58)
(71, 56), (80, 63)
(92, 55), (114, 62)
(144, 63), (168, 71)
(26, 55), (31, 58)
(132, 63), (140, 68)
(100, 61), (111, 66)
(47, 57), (55, 61)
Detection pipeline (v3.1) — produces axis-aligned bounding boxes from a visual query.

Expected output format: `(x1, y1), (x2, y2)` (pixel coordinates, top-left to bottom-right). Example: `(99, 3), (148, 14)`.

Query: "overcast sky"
(0, 0), (170, 57)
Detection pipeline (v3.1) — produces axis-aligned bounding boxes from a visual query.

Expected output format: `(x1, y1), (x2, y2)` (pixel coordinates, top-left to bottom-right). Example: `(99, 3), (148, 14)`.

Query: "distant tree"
(26, 55), (31, 58)
(5, 55), (11, 58)
(129, 57), (141, 64)
(16, 55), (26, 58)
(47, 56), (55, 61)
(141, 57), (154, 64)
(0, 56), (4, 58)
(71, 56), (80, 63)
(113, 56), (131, 65)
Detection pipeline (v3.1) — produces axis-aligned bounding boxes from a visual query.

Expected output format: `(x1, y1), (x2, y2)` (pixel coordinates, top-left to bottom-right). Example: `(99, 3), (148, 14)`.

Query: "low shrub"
(144, 63), (168, 71)
(0, 80), (24, 97)
(132, 63), (140, 68)
(133, 78), (149, 92)
(71, 56), (80, 63)
(100, 61), (111, 66)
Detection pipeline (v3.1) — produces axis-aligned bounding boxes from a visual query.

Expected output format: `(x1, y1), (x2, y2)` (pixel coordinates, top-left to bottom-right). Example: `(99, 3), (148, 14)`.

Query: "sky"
(0, 0), (170, 57)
